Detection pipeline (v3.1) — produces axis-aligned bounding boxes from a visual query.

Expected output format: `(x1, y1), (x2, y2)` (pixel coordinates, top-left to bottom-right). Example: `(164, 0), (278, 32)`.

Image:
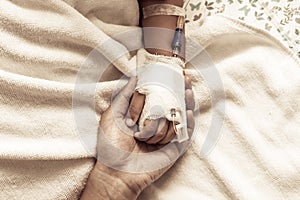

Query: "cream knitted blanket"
(0, 0), (300, 199)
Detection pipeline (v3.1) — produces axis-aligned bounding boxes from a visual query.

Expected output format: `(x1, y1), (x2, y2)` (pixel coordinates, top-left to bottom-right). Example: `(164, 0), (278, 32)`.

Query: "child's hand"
(126, 75), (194, 144)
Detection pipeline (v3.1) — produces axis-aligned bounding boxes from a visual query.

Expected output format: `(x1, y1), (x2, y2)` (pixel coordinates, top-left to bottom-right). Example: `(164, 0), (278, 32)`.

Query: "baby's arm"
(138, 0), (184, 56)
(127, 0), (186, 144)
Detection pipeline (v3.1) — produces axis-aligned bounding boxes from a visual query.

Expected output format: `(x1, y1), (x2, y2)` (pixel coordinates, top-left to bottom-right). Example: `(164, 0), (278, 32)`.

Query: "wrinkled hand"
(82, 76), (195, 199)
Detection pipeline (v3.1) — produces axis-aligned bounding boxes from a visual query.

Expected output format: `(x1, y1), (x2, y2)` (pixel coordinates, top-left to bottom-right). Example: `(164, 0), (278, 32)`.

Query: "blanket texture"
(0, 0), (299, 199)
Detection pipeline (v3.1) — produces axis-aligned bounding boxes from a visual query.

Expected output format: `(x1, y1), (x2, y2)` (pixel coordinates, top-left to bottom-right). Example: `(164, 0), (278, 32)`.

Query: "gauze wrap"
(136, 49), (188, 142)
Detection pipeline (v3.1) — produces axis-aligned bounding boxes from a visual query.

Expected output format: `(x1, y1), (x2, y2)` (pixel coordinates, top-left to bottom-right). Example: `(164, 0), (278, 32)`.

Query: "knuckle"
(185, 90), (194, 102)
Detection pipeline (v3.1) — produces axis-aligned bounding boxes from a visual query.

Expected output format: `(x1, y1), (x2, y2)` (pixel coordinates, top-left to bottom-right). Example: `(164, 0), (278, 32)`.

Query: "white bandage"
(136, 49), (188, 142)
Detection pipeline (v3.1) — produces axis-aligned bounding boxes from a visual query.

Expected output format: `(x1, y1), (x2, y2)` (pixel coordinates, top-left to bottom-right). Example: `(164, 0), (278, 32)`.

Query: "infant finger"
(159, 122), (176, 145)
(134, 119), (159, 141)
(146, 118), (169, 144)
(127, 91), (145, 126)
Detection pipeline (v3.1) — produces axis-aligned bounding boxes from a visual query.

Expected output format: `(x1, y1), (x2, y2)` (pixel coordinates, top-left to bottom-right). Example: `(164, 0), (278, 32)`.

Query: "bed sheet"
(186, 0), (300, 58)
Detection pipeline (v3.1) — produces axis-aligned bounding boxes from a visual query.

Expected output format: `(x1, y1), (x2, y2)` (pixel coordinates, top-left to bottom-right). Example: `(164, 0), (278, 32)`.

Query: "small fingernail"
(134, 132), (148, 140)
(134, 132), (141, 138)
(126, 118), (134, 127)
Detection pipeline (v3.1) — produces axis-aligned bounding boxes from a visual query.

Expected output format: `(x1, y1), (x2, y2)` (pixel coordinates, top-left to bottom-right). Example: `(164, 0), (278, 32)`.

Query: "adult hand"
(81, 76), (195, 200)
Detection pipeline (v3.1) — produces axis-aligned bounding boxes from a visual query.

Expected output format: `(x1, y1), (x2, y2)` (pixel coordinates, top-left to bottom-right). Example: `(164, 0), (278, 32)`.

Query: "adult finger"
(126, 91), (145, 126)
(134, 119), (159, 141)
(185, 89), (195, 111)
(186, 110), (195, 138)
(146, 118), (169, 144)
(112, 77), (137, 117)
(184, 75), (192, 90)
